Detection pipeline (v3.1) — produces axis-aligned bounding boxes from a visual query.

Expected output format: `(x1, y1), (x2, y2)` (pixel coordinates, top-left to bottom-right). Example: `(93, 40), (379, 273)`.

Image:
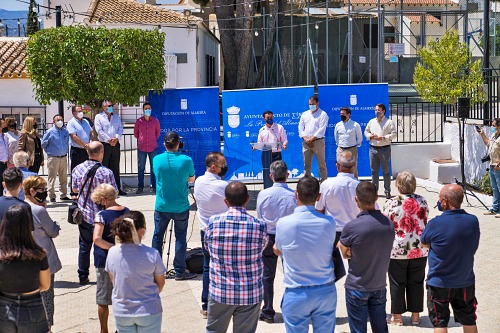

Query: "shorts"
(427, 284), (477, 327)
(96, 267), (113, 305)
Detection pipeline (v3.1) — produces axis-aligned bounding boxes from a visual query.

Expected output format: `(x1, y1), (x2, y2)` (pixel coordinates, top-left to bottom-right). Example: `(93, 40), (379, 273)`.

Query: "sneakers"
(175, 272), (197, 281)
(259, 314), (274, 324)
(200, 309), (208, 319)
(484, 209), (498, 215)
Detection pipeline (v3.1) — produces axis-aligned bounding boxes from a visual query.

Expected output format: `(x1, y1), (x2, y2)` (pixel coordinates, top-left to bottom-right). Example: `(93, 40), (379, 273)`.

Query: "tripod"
(457, 117), (489, 210)
(162, 219), (175, 277)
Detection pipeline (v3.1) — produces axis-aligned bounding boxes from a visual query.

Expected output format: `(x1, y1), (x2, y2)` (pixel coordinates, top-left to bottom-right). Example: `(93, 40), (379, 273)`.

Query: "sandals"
(386, 315), (404, 326)
(411, 313), (421, 325)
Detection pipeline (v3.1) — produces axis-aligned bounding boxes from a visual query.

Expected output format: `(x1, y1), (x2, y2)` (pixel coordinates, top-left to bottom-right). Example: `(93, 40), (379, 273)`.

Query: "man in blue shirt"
(334, 107), (362, 178)
(274, 176), (336, 332)
(94, 100), (126, 195)
(339, 181), (394, 333)
(152, 132), (196, 281)
(41, 115), (70, 202)
(421, 184), (480, 333)
(256, 160), (297, 324)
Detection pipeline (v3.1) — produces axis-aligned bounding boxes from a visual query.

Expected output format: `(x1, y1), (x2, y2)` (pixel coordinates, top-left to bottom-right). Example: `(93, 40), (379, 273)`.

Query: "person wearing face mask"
(478, 118), (500, 216)
(256, 160), (297, 324)
(421, 184), (480, 333)
(0, 119), (9, 196)
(334, 107), (363, 178)
(298, 95), (329, 182)
(133, 102), (161, 194)
(72, 141), (118, 285)
(193, 152), (229, 319)
(95, 100), (126, 196)
(256, 110), (288, 189)
(364, 103), (397, 199)
(18, 116), (44, 173)
(41, 115), (70, 203)
(3, 117), (18, 169)
(91, 184), (130, 333)
(67, 106), (92, 197)
(23, 175), (62, 332)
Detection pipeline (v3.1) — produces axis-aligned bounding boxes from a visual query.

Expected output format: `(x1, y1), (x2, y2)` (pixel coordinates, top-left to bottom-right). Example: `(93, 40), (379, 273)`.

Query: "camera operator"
(151, 132), (197, 280)
(478, 119), (500, 215)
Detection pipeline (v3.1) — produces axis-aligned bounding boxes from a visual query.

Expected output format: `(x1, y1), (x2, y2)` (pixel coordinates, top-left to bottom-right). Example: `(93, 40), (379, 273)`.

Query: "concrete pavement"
(47, 179), (499, 332)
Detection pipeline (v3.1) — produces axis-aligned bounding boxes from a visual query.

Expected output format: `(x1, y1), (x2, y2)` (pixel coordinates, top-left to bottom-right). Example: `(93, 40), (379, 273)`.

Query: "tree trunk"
(253, 3), (278, 87)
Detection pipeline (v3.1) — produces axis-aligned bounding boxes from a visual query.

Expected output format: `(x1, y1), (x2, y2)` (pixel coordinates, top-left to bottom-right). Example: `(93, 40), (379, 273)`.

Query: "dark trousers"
(0, 162), (7, 196)
(102, 142), (121, 189)
(70, 147), (89, 195)
(77, 222), (94, 281)
(201, 230), (210, 311)
(262, 151), (282, 189)
(388, 257), (427, 314)
(262, 234), (278, 318)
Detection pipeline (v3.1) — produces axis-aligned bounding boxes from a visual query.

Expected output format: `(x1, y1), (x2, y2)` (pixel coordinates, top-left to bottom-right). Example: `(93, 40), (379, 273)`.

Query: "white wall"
(162, 26), (198, 87)
(392, 142), (452, 179)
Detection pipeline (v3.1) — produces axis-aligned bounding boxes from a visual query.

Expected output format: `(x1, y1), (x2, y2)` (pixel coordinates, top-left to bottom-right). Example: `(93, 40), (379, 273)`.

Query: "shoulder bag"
(68, 163), (101, 225)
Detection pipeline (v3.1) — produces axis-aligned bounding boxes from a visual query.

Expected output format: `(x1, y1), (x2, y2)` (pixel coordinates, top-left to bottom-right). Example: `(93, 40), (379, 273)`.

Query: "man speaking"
(152, 132), (196, 281)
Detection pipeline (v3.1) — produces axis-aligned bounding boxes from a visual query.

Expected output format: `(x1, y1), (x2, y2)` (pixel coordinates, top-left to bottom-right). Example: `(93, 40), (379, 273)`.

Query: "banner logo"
(227, 106), (240, 128)
(350, 95), (358, 106)
(181, 99), (188, 110)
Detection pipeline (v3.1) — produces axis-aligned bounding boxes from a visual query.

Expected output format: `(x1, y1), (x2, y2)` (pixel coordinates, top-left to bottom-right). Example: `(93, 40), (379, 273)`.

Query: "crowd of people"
(0, 100), (484, 333)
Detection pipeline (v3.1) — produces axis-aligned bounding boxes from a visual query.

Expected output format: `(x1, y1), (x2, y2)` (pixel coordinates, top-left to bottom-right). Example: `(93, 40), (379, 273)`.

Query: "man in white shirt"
(364, 103), (397, 199)
(334, 107), (363, 178)
(298, 96), (329, 182)
(94, 100), (126, 195)
(193, 152), (228, 319)
(257, 111), (288, 189)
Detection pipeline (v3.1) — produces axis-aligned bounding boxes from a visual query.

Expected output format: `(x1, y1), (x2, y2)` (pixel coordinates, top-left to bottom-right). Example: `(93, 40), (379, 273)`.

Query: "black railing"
(390, 96), (444, 143)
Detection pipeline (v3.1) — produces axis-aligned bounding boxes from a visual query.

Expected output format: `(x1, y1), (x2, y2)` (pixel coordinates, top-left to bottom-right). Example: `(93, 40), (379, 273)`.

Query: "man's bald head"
(88, 141), (104, 160)
(439, 184), (464, 209)
(336, 151), (355, 172)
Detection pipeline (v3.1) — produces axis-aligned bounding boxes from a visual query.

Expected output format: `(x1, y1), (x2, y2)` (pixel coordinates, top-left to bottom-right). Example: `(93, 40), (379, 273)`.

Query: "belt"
(370, 145), (390, 149)
(49, 155), (67, 158)
(71, 146), (87, 150)
(289, 281), (335, 290)
(0, 291), (41, 300)
(339, 145), (357, 149)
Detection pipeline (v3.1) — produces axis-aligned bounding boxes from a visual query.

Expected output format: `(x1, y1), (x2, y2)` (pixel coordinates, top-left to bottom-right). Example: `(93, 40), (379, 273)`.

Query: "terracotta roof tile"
(405, 14), (441, 23)
(0, 37), (28, 79)
(86, 0), (196, 25)
(346, 0), (458, 5)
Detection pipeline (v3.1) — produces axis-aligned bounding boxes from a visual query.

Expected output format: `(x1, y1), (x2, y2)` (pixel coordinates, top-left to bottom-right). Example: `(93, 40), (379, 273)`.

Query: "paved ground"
(47, 179), (499, 333)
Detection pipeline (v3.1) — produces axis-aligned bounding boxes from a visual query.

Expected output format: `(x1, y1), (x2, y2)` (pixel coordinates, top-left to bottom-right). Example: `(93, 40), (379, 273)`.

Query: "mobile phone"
(475, 125), (481, 132)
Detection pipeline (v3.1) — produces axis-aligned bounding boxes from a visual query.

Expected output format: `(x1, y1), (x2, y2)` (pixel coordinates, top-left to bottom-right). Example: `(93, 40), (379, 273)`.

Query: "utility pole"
(56, 6), (64, 117)
(484, 0), (490, 123)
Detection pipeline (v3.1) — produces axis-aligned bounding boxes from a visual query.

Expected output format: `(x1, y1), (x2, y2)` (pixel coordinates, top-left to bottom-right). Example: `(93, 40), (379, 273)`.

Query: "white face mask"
(309, 104), (317, 112)
(55, 121), (63, 128)
(77, 112), (84, 119)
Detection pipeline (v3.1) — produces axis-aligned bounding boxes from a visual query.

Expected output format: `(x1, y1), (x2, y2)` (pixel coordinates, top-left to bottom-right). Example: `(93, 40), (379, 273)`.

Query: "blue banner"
(222, 86), (315, 182)
(148, 87), (220, 177)
(318, 83), (389, 178)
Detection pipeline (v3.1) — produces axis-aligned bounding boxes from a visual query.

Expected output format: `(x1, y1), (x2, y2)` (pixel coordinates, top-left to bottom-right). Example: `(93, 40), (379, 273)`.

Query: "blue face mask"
(265, 118), (273, 125)
(108, 106), (113, 114)
(491, 126), (497, 134)
(144, 109), (152, 117)
(436, 200), (443, 211)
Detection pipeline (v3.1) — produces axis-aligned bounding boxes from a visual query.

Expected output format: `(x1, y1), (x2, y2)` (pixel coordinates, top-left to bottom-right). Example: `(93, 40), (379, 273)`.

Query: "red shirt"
(133, 116), (160, 152)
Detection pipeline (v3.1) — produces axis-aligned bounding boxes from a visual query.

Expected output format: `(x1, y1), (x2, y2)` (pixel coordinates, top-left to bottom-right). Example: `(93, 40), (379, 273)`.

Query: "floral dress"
(382, 194), (429, 260)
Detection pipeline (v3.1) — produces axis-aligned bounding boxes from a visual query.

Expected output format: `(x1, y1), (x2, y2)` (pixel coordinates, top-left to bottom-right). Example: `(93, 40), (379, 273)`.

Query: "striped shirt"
(71, 160), (117, 224)
(204, 207), (268, 305)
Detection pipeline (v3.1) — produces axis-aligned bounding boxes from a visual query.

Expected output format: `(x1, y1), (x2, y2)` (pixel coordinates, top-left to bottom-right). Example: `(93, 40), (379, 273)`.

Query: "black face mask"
(33, 190), (48, 203)
(1, 127), (7, 133)
(33, 123), (38, 130)
(218, 165), (228, 178)
(9, 123), (16, 129)
(340, 115), (347, 122)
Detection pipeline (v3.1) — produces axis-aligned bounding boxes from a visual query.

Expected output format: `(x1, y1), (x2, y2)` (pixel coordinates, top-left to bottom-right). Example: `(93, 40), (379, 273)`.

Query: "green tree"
(26, 26), (165, 111)
(413, 29), (486, 105)
(27, 0), (39, 36)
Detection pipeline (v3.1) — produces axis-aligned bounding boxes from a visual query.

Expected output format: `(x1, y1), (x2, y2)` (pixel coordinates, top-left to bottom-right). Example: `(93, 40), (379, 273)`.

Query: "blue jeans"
(0, 293), (48, 333)
(115, 313), (162, 333)
(152, 210), (189, 276)
(201, 230), (210, 311)
(282, 282), (337, 333)
(138, 149), (158, 189)
(345, 288), (388, 333)
(490, 168), (500, 211)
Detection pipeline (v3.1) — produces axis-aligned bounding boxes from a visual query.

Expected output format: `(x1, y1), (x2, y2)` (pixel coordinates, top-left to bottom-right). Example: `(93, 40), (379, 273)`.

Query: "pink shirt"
(134, 116), (161, 152)
(257, 123), (287, 153)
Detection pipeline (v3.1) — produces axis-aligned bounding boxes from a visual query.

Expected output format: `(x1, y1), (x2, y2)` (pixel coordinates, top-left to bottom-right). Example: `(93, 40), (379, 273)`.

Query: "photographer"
(151, 132), (197, 280)
(478, 118), (500, 215)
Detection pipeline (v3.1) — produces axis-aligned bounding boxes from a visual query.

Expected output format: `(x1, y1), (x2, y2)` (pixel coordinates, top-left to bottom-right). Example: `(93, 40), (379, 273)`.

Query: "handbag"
(185, 247), (204, 274)
(68, 163), (101, 225)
